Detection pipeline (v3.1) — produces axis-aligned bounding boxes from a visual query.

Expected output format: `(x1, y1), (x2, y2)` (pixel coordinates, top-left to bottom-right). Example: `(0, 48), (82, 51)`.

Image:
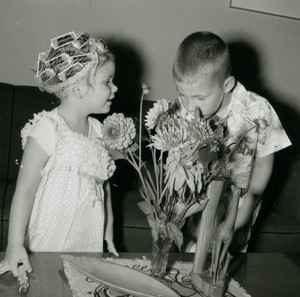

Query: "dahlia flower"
(145, 99), (169, 130)
(102, 113), (136, 150)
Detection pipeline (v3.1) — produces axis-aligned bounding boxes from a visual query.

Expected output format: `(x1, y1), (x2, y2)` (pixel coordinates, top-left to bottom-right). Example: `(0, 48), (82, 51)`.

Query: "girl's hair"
(35, 32), (114, 98)
(172, 31), (231, 85)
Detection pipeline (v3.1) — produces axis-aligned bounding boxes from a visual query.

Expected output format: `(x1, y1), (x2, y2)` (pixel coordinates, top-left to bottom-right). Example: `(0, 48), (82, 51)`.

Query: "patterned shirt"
(178, 81), (291, 190)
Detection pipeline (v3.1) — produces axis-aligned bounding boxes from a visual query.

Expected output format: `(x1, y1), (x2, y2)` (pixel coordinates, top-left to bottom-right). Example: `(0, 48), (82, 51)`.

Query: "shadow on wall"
(228, 40), (300, 249)
(95, 37), (145, 121)
(93, 37), (147, 251)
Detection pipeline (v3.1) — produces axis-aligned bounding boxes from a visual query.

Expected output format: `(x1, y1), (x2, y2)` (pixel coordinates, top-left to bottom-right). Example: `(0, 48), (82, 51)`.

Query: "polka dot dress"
(21, 109), (116, 252)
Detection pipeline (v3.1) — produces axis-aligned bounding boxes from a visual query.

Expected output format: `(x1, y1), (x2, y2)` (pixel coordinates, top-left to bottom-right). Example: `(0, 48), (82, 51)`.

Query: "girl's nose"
(112, 83), (118, 93)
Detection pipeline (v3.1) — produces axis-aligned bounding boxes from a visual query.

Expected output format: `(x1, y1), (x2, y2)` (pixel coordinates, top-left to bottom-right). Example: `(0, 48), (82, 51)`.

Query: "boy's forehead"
(175, 76), (215, 95)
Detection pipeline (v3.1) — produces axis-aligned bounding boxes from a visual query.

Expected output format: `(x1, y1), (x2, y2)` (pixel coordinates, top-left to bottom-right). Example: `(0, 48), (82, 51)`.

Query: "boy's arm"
(234, 153), (274, 230)
(5, 137), (49, 276)
(104, 182), (118, 256)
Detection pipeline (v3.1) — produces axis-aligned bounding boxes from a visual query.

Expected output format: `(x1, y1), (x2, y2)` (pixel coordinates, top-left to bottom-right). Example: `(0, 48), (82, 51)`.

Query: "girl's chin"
(102, 107), (111, 114)
(96, 105), (111, 114)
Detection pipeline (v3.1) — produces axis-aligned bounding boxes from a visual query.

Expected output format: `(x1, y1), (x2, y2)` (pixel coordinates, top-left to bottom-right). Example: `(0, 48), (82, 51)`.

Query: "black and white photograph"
(0, 1), (299, 296)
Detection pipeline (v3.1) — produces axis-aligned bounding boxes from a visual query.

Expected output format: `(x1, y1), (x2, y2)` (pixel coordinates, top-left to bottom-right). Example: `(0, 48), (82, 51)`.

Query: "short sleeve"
(21, 113), (56, 156)
(88, 117), (103, 138)
(255, 99), (291, 157)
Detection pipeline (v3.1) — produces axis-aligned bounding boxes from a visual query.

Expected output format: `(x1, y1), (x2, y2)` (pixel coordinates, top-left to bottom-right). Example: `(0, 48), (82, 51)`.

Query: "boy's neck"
(214, 91), (232, 118)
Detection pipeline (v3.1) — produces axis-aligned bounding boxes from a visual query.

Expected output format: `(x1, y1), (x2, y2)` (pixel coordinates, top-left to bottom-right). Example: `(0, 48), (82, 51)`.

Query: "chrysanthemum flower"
(102, 113), (136, 150)
(149, 115), (192, 151)
(145, 99), (169, 130)
(188, 117), (214, 141)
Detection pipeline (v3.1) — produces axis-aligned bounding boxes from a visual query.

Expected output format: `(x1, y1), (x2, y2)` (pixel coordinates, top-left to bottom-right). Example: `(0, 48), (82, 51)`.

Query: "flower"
(102, 87), (232, 250)
(149, 115), (192, 151)
(102, 113), (136, 150)
(142, 82), (151, 95)
(188, 117), (214, 140)
(165, 148), (204, 195)
(145, 99), (169, 130)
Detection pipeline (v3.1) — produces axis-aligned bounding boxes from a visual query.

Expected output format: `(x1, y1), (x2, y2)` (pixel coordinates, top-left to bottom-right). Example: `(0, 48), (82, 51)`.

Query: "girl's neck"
(57, 104), (90, 136)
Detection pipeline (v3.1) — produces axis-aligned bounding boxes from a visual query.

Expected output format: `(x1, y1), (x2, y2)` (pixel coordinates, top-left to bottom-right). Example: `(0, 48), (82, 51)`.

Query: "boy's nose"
(185, 99), (197, 113)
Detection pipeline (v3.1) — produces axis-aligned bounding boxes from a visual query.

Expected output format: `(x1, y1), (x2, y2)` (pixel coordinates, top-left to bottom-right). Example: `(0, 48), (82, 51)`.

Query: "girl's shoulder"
(21, 109), (59, 150)
(24, 108), (60, 125)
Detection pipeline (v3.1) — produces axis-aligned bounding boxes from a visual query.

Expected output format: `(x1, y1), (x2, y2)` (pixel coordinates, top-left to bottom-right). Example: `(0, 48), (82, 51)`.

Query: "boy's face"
(174, 75), (227, 118)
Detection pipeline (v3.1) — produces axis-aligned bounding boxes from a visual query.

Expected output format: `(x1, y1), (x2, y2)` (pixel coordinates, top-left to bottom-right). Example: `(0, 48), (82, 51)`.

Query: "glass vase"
(150, 230), (173, 279)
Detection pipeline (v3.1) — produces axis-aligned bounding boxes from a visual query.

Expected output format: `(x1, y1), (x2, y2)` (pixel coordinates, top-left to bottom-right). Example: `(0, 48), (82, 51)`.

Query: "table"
(0, 252), (300, 297)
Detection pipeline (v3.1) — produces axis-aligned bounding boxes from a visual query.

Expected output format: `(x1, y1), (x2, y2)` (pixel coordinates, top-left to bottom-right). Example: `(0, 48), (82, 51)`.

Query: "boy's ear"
(224, 76), (235, 93)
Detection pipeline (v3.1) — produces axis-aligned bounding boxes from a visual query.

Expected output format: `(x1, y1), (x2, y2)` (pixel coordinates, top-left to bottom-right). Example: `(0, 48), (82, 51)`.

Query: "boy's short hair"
(172, 31), (231, 85)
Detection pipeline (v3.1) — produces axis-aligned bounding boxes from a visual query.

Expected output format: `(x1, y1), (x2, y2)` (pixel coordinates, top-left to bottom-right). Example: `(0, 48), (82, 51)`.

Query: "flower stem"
(139, 92), (145, 169)
(159, 151), (163, 200)
(125, 149), (156, 220)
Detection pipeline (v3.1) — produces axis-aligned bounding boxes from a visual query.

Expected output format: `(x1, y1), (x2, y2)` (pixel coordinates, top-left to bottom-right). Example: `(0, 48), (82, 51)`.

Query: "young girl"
(0, 32), (119, 278)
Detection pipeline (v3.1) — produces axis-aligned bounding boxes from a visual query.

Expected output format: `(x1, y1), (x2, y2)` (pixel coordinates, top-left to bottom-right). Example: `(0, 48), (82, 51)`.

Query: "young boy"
(172, 31), (291, 252)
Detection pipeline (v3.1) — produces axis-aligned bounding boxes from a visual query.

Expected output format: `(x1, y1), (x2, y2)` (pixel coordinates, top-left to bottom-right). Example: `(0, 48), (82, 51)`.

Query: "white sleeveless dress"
(21, 108), (116, 252)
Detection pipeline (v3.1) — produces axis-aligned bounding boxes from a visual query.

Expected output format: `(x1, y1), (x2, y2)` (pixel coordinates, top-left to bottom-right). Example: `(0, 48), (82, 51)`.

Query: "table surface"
(0, 252), (300, 297)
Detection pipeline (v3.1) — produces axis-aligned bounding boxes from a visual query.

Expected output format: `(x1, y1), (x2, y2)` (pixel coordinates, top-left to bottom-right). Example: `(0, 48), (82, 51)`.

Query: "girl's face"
(174, 75), (227, 118)
(85, 60), (118, 114)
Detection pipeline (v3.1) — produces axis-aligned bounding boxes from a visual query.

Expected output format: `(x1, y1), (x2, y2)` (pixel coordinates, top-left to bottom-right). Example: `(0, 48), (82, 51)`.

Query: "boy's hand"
(3, 244), (32, 277)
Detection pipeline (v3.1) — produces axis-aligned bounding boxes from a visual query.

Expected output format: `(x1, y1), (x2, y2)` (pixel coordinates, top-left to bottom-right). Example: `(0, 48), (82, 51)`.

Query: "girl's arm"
(104, 182), (118, 256)
(5, 137), (49, 276)
(234, 153), (274, 230)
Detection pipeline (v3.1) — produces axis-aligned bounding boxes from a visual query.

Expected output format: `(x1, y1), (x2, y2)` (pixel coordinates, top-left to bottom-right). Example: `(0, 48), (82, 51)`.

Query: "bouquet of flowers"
(102, 84), (232, 252)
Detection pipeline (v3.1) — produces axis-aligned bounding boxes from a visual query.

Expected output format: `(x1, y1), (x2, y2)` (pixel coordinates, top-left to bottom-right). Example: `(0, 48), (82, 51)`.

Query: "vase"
(191, 179), (227, 297)
(150, 227), (173, 279)
(192, 179), (226, 275)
